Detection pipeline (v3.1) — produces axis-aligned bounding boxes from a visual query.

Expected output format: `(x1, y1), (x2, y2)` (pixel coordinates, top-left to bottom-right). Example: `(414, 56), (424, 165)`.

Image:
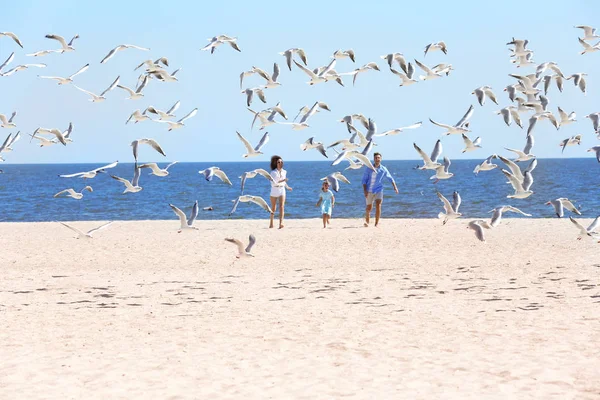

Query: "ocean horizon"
(0, 158), (598, 222)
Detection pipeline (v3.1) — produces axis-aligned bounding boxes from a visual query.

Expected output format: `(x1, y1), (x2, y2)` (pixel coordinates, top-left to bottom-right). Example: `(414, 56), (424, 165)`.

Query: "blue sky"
(1, 0), (600, 163)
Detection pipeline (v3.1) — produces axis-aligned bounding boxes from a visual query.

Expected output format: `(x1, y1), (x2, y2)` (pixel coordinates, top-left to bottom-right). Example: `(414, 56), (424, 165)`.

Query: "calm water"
(0, 159), (598, 222)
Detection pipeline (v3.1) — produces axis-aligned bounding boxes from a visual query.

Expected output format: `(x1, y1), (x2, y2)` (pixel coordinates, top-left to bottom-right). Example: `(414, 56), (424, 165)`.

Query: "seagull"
(144, 101), (180, 120)
(429, 105), (474, 135)
(333, 49), (356, 62)
(566, 73), (587, 94)
(59, 221), (113, 239)
(545, 198), (581, 218)
(381, 53), (408, 72)
(25, 49), (62, 57)
(535, 62), (565, 79)
(413, 140), (442, 170)
(252, 63), (281, 88)
(116, 75), (149, 100)
(501, 168), (534, 199)
(506, 38), (530, 54)
(136, 161), (178, 178)
(560, 135), (582, 153)
(131, 138), (166, 161)
(45, 34), (79, 52)
(0, 132), (21, 157)
(0, 63), (46, 77)
(248, 107), (283, 130)
(292, 101), (330, 122)
(242, 87), (267, 107)
(201, 35), (241, 53)
(30, 127), (67, 145)
(279, 48), (308, 71)
(0, 52), (14, 73)
(331, 148), (376, 172)
(527, 112), (559, 136)
(38, 63), (89, 85)
(557, 107), (576, 127)
(578, 37), (600, 55)
(320, 172), (350, 193)
(30, 123), (73, 146)
(54, 186), (93, 200)
(569, 216), (600, 241)
(153, 108), (198, 131)
(414, 59), (442, 80)
(587, 145), (600, 162)
(496, 106), (523, 128)
(424, 42), (447, 56)
(489, 205), (532, 228)
(148, 68), (180, 82)
(0, 112), (17, 128)
(229, 195), (272, 216)
(343, 62), (380, 86)
(135, 57), (169, 72)
(111, 164), (142, 194)
(374, 121), (423, 137)
(100, 44), (150, 64)
(73, 76), (120, 102)
(586, 113), (600, 133)
(225, 235), (256, 258)
(505, 134), (535, 162)
(0, 32), (23, 48)
(29, 132), (58, 147)
(542, 74), (564, 94)
(236, 131), (269, 158)
(390, 64), (417, 86)
(300, 137), (327, 158)
(575, 26), (600, 41)
(461, 134), (482, 153)
(169, 201), (199, 232)
(126, 109), (150, 124)
(199, 167), (232, 185)
(60, 161), (118, 179)
(472, 86), (498, 106)
(430, 157), (453, 183)
(293, 59), (338, 85)
(437, 191), (462, 225)
(473, 154), (499, 175)
(239, 168), (274, 194)
(467, 220), (487, 243)
(511, 52), (536, 68)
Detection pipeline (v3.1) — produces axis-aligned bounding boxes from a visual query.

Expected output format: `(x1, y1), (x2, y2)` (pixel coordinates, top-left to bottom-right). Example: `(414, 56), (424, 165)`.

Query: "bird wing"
(100, 47), (118, 64)
(73, 85), (99, 98)
(254, 132), (270, 152)
(166, 100), (181, 115)
(236, 131), (254, 153)
(561, 199), (580, 215)
(430, 140), (443, 163)
(299, 102), (319, 124)
(437, 191), (453, 214)
(414, 59), (433, 74)
(469, 221), (486, 242)
(92, 161), (119, 173)
(245, 234), (256, 253)
(117, 85), (136, 96)
(413, 143), (432, 164)
(214, 169), (232, 185)
(132, 164), (141, 187)
(249, 196), (273, 213)
(522, 170), (534, 191)
(87, 221), (114, 236)
(54, 188), (76, 198)
(443, 157), (451, 173)
(293, 60), (318, 79)
(455, 105), (475, 128)
(139, 162), (161, 174)
(169, 204), (188, 227)
(498, 156), (524, 182)
(45, 34), (68, 49)
(352, 153), (376, 171)
(523, 134), (534, 154)
(462, 133), (474, 148)
(569, 216), (588, 235)
(59, 171), (86, 178)
(100, 76), (120, 97)
(225, 238), (245, 255)
(452, 191), (462, 213)
(145, 139), (166, 157)
(428, 118), (453, 130)
(587, 216), (600, 233)
(0, 52), (15, 71)
(178, 108), (198, 123)
(229, 197), (241, 216)
(69, 63), (89, 79)
(188, 201), (199, 226)
(60, 222), (87, 237)
(253, 168), (274, 182)
(111, 175), (133, 189)
(501, 169), (524, 192)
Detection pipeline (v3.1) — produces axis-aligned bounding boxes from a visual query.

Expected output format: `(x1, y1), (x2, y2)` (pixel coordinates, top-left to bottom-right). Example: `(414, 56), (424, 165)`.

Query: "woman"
(269, 155), (292, 229)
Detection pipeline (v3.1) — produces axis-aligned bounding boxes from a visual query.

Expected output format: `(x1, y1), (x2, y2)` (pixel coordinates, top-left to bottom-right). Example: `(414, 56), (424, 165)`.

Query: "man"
(361, 152), (399, 227)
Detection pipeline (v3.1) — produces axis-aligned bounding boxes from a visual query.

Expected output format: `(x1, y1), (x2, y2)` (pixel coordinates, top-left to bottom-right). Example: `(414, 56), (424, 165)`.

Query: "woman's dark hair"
(270, 155), (283, 171)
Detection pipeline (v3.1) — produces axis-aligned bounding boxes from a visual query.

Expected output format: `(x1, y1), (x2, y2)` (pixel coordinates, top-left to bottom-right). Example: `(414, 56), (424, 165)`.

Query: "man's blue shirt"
(361, 165), (395, 194)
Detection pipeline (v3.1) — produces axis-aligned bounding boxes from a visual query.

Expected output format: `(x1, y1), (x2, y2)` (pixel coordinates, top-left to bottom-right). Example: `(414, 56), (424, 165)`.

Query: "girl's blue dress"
(319, 190), (333, 215)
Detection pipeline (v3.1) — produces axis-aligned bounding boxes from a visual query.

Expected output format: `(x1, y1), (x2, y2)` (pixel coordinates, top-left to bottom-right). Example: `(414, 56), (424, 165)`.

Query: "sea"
(0, 159), (598, 222)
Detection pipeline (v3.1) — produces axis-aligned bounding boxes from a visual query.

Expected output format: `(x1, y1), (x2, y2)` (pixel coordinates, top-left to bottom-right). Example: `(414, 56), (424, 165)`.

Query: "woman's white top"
(270, 168), (287, 197)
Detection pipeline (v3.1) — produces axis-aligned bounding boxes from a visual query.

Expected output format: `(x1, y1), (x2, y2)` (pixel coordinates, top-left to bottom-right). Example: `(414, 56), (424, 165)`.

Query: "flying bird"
(437, 191), (462, 225)
(236, 131), (269, 158)
(169, 201), (199, 232)
(39, 63), (89, 85)
(100, 44), (150, 64)
(73, 76), (120, 102)
(131, 138), (166, 161)
(59, 221), (113, 239)
(199, 167), (232, 185)
(54, 186), (93, 200)
(545, 198), (581, 218)
(225, 234), (256, 258)
(111, 164), (143, 194)
(60, 161), (118, 179)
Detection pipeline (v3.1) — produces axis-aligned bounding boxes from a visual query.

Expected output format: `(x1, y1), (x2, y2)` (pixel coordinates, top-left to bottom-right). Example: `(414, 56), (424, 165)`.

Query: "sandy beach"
(1, 218), (599, 399)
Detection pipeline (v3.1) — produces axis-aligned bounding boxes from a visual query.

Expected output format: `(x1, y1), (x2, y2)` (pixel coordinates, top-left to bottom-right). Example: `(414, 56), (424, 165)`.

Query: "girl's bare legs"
(269, 196), (278, 228)
(322, 214), (327, 228)
(278, 196), (285, 228)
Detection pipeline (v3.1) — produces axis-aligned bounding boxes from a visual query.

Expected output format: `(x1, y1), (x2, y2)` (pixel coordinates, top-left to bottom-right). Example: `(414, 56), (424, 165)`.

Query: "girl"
(269, 155), (292, 229)
(316, 180), (335, 228)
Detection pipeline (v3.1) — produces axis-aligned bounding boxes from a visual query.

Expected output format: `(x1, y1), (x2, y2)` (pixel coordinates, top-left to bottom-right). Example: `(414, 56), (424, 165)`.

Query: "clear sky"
(1, 0), (600, 164)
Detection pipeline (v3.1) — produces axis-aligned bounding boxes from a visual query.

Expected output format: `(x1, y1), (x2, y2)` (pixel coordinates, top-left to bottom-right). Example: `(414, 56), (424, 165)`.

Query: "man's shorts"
(366, 191), (383, 205)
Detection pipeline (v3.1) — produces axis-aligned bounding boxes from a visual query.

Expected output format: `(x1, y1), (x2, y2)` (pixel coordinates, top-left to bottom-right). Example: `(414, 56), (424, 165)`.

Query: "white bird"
(545, 198), (581, 218)
(282, 101), (331, 130)
(501, 168), (534, 199)
(437, 191), (462, 225)
(45, 33), (79, 52)
(489, 205), (532, 228)
(229, 195), (272, 216)
(236, 131), (269, 158)
(100, 44), (150, 64)
(0, 52), (14, 73)
(242, 87), (267, 107)
(59, 221), (113, 239)
(225, 234), (256, 258)
(575, 25), (600, 40)
(0, 131), (20, 157)
(569, 216), (600, 241)
(566, 73), (587, 95)
(111, 164), (142, 194)
(126, 109), (150, 124)
(511, 52), (535, 68)
(472, 86), (498, 106)
(587, 145), (600, 162)
(31, 122), (73, 146)
(578, 37), (600, 55)
(331, 148), (376, 172)
(31, 127), (67, 145)
(116, 75), (149, 100)
(60, 161), (118, 179)
(413, 140), (442, 170)
(467, 220), (487, 243)
(555, 108), (575, 128)
(332, 49), (356, 62)
(29, 132), (58, 147)
(390, 64), (417, 86)
(461, 134), (482, 153)
(0, 32), (23, 48)
(134, 57), (169, 72)
(138, 161), (178, 177)
(413, 59), (442, 80)
(560, 135), (582, 153)
(431, 63), (454, 75)
(542, 74), (564, 94)
(586, 112), (600, 133)
(300, 137), (328, 158)
(148, 68), (180, 82)
(239, 168), (274, 194)
(293, 59), (338, 85)
(381, 53), (408, 72)
(153, 108), (198, 131)
(54, 186), (93, 200)
(25, 49), (62, 57)
(424, 42), (447, 56)
(527, 112), (559, 136)
(429, 104), (474, 135)
(375, 121), (423, 137)
(38, 63), (89, 85)
(430, 157), (453, 183)
(320, 171), (350, 193)
(201, 35), (241, 53)
(344, 62), (380, 86)
(0, 111), (17, 128)
(279, 48), (308, 71)
(0, 63), (46, 77)
(505, 134), (535, 162)
(252, 63), (281, 88)
(73, 76), (120, 102)
(496, 106), (523, 128)
(169, 201), (199, 232)
(473, 154), (498, 175)
(131, 138), (166, 161)
(199, 167), (232, 185)
(144, 101), (180, 121)
(248, 107), (282, 130)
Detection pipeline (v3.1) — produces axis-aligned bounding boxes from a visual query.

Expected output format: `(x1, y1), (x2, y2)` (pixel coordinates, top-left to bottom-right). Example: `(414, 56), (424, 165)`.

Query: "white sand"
(1, 218), (599, 399)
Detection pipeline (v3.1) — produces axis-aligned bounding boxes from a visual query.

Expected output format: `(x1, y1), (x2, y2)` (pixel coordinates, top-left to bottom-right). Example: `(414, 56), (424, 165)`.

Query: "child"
(316, 180), (335, 228)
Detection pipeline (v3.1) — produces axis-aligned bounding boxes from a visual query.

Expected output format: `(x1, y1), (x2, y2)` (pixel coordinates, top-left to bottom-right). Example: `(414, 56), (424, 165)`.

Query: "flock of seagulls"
(1, 25), (599, 252)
